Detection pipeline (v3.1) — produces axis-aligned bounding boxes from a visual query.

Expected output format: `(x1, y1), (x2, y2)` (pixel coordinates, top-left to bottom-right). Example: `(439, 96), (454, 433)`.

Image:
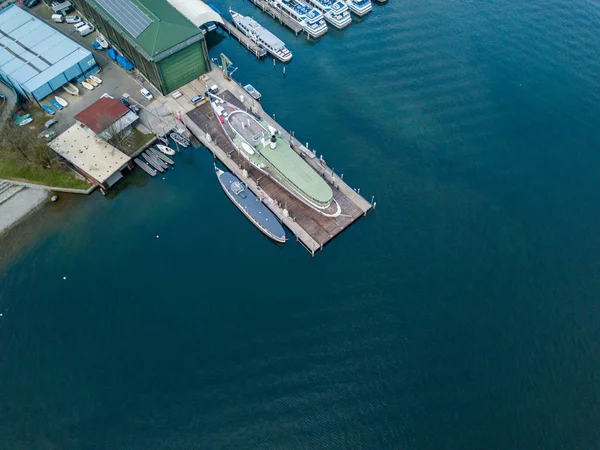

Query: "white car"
(65, 15), (82, 24)
(140, 88), (153, 100)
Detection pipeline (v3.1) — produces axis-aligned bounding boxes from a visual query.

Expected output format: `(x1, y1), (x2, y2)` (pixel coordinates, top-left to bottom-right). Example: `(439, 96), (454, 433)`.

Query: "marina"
(184, 68), (372, 256)
(269, 0), (329, 38)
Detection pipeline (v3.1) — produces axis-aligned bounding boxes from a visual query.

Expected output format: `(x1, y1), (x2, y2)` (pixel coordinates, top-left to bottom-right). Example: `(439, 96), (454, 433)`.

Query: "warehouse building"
(70, 0), (223, 95)
(0, 4), (98, 102)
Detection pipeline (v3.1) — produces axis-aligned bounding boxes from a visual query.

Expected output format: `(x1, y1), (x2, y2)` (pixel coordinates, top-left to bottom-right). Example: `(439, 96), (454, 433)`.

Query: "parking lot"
(27, 3), (163, 136)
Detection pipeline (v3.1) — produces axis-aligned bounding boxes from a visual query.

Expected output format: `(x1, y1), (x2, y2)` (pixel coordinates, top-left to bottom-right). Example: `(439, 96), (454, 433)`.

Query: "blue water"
(2, 0), (600, 448)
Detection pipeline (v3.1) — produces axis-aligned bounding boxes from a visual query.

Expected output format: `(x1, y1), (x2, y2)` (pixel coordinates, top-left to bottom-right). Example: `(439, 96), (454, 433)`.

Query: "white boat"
(89, 75), (103, 85)
(244, 84), (262, 100)
(304, 0), (352, 28)
(230, 9), (292, 63)
(269, 0), (328, 38)
(86, 77), (99, 87)
(18, 117), (33, 126)
(96, 35), (109, 49)
(156, 144), (176, 156)
(62, 82), (79, 96)
(54, 96), (68, 107)
(345, 0), (372, 16)
(81, 81), (94, 91)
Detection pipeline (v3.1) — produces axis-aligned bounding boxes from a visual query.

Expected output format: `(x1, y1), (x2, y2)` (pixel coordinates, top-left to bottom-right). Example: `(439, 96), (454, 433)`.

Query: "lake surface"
(2, 0), (600, 448)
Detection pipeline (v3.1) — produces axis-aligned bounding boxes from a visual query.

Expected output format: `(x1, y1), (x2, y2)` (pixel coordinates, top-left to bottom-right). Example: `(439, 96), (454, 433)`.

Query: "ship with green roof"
(210, 94), (340, 217)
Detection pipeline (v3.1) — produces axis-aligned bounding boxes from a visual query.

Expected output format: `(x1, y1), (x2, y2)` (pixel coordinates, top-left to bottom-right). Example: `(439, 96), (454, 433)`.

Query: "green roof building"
(70, 0), (223, 94)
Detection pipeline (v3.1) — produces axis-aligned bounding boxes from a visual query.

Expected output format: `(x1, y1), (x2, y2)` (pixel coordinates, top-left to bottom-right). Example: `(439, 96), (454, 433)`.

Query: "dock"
(246, 0), (304, 37)
(181, 68), (372, 256)
(219, 19), (268, 59)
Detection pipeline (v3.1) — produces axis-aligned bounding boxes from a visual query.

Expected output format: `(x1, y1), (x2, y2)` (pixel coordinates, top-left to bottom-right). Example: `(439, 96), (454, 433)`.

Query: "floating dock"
(182, 69), (372, 256)
(246, 0), (304, 37)
(219, 19), (268, 58)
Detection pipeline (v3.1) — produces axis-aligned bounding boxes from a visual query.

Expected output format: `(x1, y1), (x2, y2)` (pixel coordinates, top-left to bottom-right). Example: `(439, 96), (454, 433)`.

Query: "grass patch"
(115, 129), (155, 156)
(0, 156), (90, 190)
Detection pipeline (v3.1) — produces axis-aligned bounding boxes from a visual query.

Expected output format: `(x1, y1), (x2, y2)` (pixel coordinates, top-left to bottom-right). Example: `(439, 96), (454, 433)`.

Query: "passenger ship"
(209, 94), (341, 217)
(269, 0), (328, 39)
(304, 0), (352, 29)
(345, 0), (372, 16)
(230, 9), (293, 62)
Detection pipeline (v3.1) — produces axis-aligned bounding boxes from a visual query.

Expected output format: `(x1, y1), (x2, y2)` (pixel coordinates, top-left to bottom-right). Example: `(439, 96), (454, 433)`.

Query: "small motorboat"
(18, 117), (33, 126)
(156, 144), (176, 156)
(92, 41), (102, 50)
(62, 82), (79, 96)
(49, 99), (63, 110)
(14, 113), (31, 126)
(244, 84), (261, 100)
(89, 75), (103, 85)
(81, 81), (94, 91)
(86, 77), (99, 87)
(42, 104), (55, 115)
(170, 132), (190, 147)
(55, 96), (68, 107)
(96, 35), (109, 49)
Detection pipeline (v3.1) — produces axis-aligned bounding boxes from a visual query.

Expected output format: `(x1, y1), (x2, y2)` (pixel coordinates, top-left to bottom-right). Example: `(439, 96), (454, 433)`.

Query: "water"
(2, 0), (600, 447)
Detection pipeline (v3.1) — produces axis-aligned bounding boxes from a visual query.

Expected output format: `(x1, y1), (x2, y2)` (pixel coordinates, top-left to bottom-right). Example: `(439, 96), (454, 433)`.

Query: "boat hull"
(156, 144), (176, 156)
(55, 96), (69, 107)
(216, 167), (286, 243)
(62, 83), (79, 96)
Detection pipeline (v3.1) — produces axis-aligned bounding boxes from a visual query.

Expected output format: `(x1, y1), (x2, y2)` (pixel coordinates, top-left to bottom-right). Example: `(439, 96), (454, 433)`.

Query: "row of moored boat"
(134, 136), (186, 177)
(230, 0), (385, 61)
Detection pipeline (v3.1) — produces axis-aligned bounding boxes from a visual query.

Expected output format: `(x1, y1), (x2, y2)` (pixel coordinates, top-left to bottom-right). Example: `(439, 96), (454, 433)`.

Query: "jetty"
(219, 19), (268, 59)
(246, 0), (304, 36)
(178, 67), (372, 256)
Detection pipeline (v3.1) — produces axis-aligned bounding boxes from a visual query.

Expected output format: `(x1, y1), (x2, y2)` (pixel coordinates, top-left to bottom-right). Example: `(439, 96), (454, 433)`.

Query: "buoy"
(156, 235), (160, 239)
(63, 276), (66, 280)
(51, 195), (58, 202)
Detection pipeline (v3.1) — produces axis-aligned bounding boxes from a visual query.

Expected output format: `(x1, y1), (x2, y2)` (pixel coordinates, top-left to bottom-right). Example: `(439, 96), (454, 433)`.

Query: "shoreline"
(0, 187), (49, 237)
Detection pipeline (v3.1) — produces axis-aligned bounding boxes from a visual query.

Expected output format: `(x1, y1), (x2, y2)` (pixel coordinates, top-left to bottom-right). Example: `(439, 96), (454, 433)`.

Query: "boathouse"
(0, 4), (98, 102)
(69, 0), (223, 95)
(74, 97), (139, 140)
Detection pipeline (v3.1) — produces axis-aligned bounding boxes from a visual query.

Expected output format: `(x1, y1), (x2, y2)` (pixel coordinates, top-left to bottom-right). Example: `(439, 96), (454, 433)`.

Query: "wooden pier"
(246, 0), (304, 37)
(182, 70), (372, 256)
(219, 19), (268, 58)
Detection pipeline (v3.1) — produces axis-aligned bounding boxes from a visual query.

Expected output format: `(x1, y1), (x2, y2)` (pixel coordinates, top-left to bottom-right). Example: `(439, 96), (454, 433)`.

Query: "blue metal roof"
(0, 4), (95, 99)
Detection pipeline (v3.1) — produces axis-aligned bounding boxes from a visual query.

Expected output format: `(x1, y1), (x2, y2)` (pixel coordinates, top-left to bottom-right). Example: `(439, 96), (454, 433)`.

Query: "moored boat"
(42, 104), (55, 115)
(345, 0), (372, 15)
(215, 166), (286, 243)
(305, 0), (352, 29)
(81, 81), (94, 91)
(156, 144), (176, 156)
(170, 132), (190, 148)
(62, 82), (79, 96)
(134, 158), (157, 177)
(49, 99), (63, 110)
(269, 0), (328, 38)
(55, 96), (69, 107)
(89, 75), (103, 84)
(96, 35), (109, 48)
(209, 94), (340, 217)
(230, 9), (292, 63)
(142, 153), (165, 172)
(18, 117), (33, 126)
(148, 147), (174, 165)
(244, 84), (262, 100)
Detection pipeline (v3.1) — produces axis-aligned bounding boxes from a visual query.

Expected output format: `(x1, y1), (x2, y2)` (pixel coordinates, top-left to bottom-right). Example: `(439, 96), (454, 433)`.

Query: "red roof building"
(74, 97), (139, 139)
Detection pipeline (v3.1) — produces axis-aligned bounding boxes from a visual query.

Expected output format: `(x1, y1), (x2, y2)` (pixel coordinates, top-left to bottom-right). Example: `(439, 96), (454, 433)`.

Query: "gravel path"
(0, 188), (48, 236)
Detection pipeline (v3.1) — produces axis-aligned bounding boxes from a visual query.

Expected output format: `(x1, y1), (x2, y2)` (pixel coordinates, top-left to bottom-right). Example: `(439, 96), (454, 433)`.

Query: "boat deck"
(219, 19), (268, 58)
(246, 0), (304, 36)
(185, 76), (372, 256)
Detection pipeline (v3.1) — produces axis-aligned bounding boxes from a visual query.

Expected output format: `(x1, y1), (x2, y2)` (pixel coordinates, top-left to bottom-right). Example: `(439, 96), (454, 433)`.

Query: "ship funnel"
(270, 134), (277, 149)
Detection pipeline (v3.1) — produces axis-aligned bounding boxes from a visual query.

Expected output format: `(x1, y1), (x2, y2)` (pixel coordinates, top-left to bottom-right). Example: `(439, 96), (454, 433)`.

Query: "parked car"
(44, 119), (58, 129)
(190, 94), (205, 105)
(79, 25), (94, 37)
(140, 88), (153, 100)
(51, 14), (64, 23)
(65, 15), (81, 24)
(24, 0), (40, 8)
(38, 130), (56, 141)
